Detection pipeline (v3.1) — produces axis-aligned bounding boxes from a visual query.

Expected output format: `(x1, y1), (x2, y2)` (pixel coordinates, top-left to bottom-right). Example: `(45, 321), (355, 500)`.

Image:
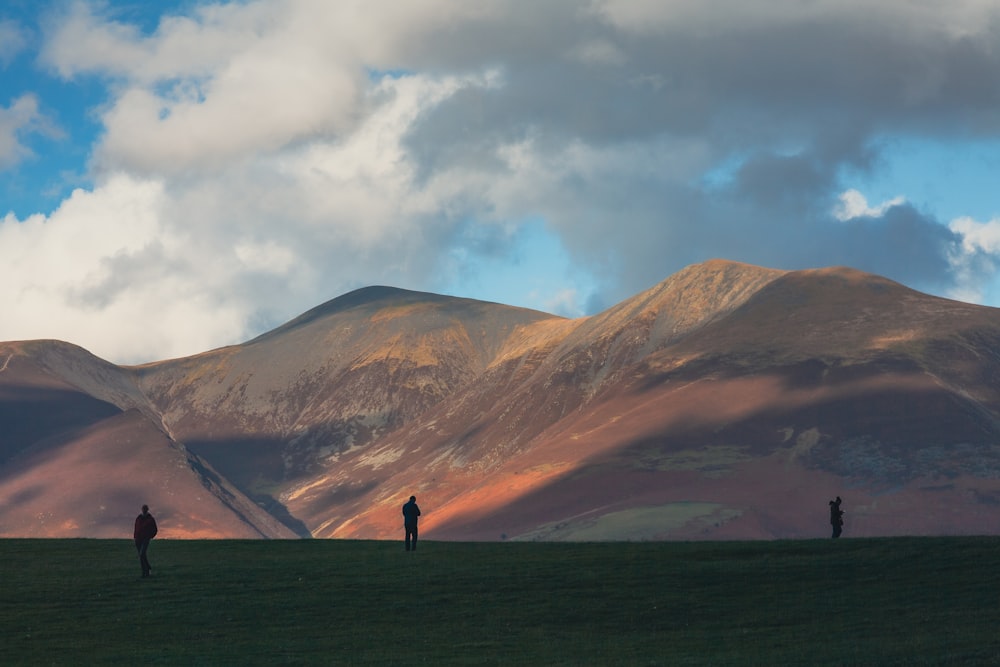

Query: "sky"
(3, 0), (1000, 364)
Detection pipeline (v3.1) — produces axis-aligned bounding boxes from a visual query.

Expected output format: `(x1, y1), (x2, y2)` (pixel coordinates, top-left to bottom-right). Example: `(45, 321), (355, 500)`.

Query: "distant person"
(134, 504), (158, 577)
(829, 496), (844, 539)
(402, 495), (421, 551)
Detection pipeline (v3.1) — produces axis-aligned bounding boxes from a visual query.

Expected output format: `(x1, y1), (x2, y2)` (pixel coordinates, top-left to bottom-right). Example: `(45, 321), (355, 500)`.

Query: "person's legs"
(405, 527), (412, 551)
(137, 539), (152, 576)
(411, 525), (417, 551)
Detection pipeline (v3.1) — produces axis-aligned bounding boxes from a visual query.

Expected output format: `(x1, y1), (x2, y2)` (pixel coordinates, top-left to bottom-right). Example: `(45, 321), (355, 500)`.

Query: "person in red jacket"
(133, 504), (158, 578)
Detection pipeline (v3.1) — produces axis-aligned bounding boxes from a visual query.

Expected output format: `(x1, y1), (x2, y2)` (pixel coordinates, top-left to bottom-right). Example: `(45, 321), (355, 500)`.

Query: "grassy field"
(2, 537), (999, 665)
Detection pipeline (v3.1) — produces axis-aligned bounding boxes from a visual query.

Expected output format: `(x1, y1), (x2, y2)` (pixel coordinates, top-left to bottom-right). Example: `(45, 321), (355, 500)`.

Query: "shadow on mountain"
(185, 436), (313, 537)
(326, 479), (380, 505)
(0, 384), (121, 463)
(252, 494), (312, 538)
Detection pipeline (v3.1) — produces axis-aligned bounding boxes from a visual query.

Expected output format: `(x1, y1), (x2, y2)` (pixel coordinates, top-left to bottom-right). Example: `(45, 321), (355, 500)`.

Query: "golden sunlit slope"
(6, 260), (1000, 540)
(421, 265), (1000, 541)
(284, 262), (1000, 541)
(660, 265), (1000, 362)
(280, 261), (786, 537)
(131, 286), (560, 506)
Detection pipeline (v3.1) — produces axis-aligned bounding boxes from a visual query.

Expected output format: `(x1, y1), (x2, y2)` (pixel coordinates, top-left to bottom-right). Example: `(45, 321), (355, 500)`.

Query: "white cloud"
(943, 216), (1000, 305)
(0, 175), (245, 362)
(540, 288), (586, 318)
(834, 189), (906, 221)
(949, 216), (1000, 255)
(0, 95), (45, 169)
(40, 1), (272, 81)
(0, 19), (29, 67)
(6, 0), (1000, 362)
(41, 1), (363, 174)
(0, 66), (506, 362)
(234, 241), (296, 275)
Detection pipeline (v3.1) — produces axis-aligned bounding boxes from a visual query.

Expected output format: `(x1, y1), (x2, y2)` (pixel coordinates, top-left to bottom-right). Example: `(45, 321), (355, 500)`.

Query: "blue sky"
(3, 0), (1000, 363)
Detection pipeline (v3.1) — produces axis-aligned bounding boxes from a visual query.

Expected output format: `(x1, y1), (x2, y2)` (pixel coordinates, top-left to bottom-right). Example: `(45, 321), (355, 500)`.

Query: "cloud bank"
(3, 0), (1000, 362)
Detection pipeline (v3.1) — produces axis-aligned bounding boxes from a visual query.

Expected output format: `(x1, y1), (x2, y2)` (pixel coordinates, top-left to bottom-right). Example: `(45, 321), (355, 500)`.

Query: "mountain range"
(4, 259), (1000, 540)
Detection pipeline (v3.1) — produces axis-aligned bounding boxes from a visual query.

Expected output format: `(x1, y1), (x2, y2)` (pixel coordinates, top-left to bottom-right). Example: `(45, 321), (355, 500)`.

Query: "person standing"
(829, 496), (844, 539)
(134, 504), (158, 577)
(402, 495), (421, 551)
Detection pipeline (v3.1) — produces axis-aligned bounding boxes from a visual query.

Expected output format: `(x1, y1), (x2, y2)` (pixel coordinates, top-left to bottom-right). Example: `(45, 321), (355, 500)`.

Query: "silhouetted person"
(402, 495), (421, 551)
(829, 496), (844, 539)
(134, 504), (158, 577)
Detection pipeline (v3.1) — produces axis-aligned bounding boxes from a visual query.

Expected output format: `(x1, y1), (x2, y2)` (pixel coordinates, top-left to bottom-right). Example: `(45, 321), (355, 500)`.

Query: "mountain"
(0, 341), (295, 537)
(4, 260), (1000, 540)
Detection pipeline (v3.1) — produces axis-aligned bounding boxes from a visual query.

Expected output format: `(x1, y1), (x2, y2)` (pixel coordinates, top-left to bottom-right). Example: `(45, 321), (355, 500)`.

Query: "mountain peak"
(249, 286), (446, 343)
(8, 260), (1000, 541)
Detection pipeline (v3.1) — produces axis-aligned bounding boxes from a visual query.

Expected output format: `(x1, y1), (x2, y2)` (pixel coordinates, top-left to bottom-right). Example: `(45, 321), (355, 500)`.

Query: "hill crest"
(6, 259), (1000, 540)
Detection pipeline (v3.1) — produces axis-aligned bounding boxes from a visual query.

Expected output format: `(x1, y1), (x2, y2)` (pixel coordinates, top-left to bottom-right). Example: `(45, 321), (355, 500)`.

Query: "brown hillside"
(0, 342), (295, 538)
(131, 287), (558, 517)
(284, 263), (1000, 541)
(5, 260), (1000, 540)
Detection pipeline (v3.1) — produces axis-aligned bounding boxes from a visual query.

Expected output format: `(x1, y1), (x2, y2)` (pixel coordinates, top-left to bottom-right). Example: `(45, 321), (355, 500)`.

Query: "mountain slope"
(130, 287), (558, 519)
(0, 341), (295, 538)
(284, 263), (1000, 540)
(5, 260), (1000, 540)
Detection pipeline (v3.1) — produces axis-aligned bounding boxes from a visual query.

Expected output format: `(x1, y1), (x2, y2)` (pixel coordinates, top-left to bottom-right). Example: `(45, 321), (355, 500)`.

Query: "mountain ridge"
(5, 259), (1000, 540)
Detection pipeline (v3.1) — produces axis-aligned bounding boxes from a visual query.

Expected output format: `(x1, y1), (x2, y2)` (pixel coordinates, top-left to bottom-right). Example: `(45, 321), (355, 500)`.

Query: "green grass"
(2, 537), (1000, 665)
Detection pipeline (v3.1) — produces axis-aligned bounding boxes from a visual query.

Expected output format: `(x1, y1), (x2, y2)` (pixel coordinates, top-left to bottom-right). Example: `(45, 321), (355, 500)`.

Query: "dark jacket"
(829, 498), (844, 526)
(402, 500), (421, 527)
(134, 512), (158, 543)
